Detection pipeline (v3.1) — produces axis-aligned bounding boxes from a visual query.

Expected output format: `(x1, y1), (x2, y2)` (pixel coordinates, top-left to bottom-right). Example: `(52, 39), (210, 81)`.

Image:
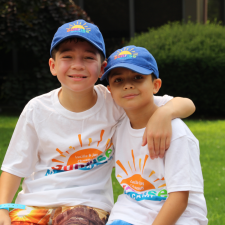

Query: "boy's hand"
(143, 97), (195, 159)
(142, 106), (172, 159)
(0, 209), (11, 225)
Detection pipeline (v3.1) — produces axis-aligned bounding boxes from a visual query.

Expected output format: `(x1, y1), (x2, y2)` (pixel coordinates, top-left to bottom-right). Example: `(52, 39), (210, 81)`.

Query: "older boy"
(101, 46), (208, 225)
(0, 21), (195, 225)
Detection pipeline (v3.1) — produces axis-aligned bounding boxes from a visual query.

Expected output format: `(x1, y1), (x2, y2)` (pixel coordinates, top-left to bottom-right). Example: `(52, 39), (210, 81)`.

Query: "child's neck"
(125, 103), (158, 129)
(58, 87), (97, 113)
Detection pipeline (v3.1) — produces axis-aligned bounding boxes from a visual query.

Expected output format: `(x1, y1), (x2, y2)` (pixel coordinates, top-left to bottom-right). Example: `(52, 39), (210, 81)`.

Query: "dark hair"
(51, 37), (105, 63)
(151, 73), (157, 81)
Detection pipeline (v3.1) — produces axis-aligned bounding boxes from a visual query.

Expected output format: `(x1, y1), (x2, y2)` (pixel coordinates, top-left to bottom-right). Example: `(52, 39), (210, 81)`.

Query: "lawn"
(0, 115), (224, 224)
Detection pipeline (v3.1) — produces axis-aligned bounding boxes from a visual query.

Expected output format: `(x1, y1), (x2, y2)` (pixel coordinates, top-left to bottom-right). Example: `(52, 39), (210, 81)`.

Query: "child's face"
(49, 40), (106, 93)
(108, 68), (161, 111)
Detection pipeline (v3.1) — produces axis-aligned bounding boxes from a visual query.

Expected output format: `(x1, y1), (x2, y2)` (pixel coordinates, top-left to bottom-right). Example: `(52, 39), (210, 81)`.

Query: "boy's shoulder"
(22, 88), (60, 116)
(171, 118), (198, 144)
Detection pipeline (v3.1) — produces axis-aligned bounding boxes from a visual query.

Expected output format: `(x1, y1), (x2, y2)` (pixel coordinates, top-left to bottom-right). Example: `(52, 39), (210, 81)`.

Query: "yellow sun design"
(116, 150), (166, 192)
(51, 130), (112, 170)
(66, 21), (91, 32)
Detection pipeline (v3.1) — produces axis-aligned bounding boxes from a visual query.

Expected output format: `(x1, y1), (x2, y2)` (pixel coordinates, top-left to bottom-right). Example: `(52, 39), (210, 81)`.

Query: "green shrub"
(128, 22), (225, 116)
(0, 0), (91, 109)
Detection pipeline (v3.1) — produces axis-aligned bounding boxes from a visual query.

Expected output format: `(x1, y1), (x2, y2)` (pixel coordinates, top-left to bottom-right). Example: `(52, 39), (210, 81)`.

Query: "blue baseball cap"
(50, 19), (106, 58)
(101, 45), (159, 82)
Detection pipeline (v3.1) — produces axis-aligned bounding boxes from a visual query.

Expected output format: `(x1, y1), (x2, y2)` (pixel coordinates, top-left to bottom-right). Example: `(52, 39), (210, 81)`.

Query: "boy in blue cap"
(0, 21), (195, 225)
(101, 46), (208, 225)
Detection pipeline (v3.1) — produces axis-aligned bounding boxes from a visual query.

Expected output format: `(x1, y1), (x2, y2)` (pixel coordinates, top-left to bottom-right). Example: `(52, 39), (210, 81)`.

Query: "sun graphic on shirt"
(116, 150), (166, 192)
(66, 21), (91, 32)
(51, 130), (113, 171)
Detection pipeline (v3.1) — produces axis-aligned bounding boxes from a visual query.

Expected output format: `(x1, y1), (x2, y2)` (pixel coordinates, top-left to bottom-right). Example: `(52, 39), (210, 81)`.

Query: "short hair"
(51, 38), (105, 63)
(151, 73), (157, 82)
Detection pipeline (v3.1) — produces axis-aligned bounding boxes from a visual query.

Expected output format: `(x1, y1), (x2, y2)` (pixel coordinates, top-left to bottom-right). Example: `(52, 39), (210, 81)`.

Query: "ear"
(153, 78), (162, 94)
(99, 60), (107, 78)
(107, 85), (111, 92)
(49, 58), (57, 76)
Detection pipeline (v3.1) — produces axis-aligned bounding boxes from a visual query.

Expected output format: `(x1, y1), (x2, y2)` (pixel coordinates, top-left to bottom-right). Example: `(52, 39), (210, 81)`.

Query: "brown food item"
(52, 205), (108, 225)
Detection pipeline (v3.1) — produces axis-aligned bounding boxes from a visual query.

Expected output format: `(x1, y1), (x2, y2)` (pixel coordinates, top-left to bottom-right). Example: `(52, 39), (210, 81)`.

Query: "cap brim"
(101, 63), (154, 82)
(50, 34), (105, 58)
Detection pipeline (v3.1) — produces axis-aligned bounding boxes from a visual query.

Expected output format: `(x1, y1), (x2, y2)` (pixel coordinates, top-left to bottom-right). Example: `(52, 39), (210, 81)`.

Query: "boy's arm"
(0, 172), (21, 225)
(152, 191), (189, 225)
(143, 97), (195, 159)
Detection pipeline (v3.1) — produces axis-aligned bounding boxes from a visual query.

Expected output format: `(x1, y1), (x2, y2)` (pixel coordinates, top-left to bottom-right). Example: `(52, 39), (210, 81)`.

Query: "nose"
(71, 58), (85, 70)
(123, 80), (134, 90)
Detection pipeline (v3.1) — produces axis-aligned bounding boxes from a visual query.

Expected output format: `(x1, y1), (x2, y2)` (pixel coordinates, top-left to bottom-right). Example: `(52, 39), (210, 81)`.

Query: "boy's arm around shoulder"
(143, 96), (196, 159)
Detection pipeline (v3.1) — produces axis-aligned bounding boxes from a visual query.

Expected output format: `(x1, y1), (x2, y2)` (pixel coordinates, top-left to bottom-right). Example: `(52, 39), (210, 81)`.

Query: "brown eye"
(114, 78), (122, 83)
(134, 75), (143, 80)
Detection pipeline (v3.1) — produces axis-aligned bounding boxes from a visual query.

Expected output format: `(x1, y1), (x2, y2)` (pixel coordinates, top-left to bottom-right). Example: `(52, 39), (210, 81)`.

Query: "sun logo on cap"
(66, 21), (91, 33)
(114, 47), (138, 60)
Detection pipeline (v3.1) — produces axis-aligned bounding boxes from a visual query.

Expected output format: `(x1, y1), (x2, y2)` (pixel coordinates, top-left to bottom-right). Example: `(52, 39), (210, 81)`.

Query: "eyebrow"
(109, 71), (123, 78)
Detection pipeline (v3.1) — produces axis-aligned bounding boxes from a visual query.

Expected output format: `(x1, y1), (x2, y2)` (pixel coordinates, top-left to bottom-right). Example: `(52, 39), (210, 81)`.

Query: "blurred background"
(0, 0), (225, 116)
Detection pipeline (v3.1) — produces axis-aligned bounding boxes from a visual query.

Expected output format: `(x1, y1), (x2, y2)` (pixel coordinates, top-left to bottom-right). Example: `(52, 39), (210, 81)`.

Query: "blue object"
(50, 19), (106, 58)
(107, 220), (133, 225)
(0, 203), (26, 211)
(101, 45), (159, 82)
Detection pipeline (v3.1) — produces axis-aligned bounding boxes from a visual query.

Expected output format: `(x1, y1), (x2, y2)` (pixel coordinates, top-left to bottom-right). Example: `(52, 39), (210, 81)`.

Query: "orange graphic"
(142, 155), (148, 174)
(158, 183), (166, 188)
(51, 130), (113, 167)
(88, 138), (92, 146)
(97, 130), (104, 146)
(67, 148), (103, 164)
(10, 208), (50, 224)
(116, 160), (128, 176)
(56, 148), (66, 157)
(117, 151), (166, 192)
(139, 158), (142, 172)
(128, 161), (133, 172)
(121, 174), (155, 192)
(52, 159), (64, 163)
(149, 170), (155, 177)
(131, 150), (136, 171)
(78, 134), (82, 147)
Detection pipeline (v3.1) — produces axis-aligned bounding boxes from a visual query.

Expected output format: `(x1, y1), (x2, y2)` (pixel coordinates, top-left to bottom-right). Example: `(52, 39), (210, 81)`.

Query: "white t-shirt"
(1, 85), (172, 212)
(108, 117), (208, 225)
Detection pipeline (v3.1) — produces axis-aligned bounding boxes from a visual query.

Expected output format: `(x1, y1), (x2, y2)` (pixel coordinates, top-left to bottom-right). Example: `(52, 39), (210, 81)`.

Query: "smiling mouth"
(68, 75), (87, 78)
(123, 94), (138, 98)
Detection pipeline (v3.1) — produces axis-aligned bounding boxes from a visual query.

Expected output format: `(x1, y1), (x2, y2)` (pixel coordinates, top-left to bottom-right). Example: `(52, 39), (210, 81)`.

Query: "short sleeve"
(154, 95), (173, 107)
(165, 136), (204, 194)
(1, 103), (39, 177)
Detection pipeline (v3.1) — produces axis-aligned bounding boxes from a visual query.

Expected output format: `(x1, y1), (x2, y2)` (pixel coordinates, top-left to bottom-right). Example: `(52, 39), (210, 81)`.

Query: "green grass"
(0, 115), (224, 224)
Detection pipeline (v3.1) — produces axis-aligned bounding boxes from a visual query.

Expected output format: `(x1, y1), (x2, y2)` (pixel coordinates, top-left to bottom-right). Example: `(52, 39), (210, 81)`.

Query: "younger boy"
(0, 20), (195, 225)
(101, 46), (208, 225)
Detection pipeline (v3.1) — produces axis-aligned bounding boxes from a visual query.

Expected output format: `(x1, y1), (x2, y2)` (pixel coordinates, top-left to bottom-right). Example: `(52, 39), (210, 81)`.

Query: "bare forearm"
(164, 97), (195, 119)
(0, 171), (21, 204)
(152, 191), (189, 225)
